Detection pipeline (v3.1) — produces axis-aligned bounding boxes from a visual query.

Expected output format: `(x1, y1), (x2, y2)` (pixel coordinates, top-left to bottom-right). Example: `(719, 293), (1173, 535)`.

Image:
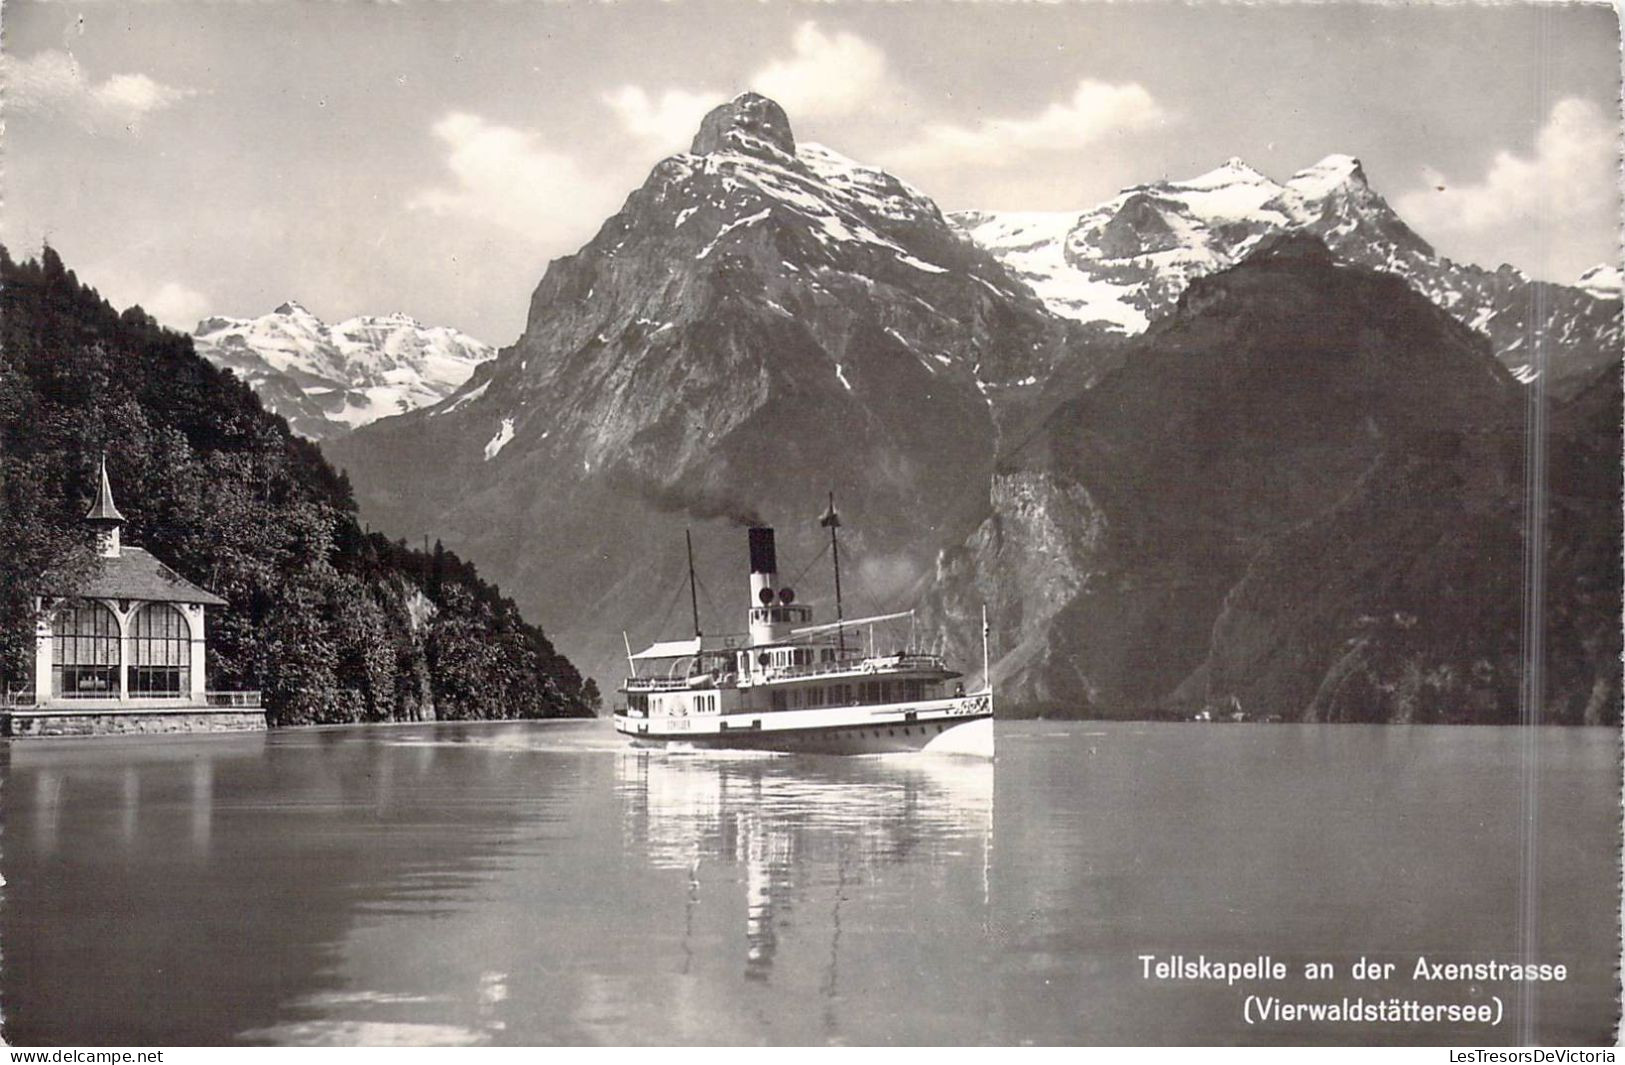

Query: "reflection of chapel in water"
(614, 752), (993, 990)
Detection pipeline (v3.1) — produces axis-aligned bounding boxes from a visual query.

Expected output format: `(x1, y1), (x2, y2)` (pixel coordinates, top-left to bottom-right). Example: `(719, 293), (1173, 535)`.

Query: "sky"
(2, 2), (1620, 343)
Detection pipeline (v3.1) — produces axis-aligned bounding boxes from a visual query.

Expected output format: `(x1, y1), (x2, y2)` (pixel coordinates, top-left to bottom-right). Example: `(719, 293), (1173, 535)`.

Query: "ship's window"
(770, 690), (787, 711)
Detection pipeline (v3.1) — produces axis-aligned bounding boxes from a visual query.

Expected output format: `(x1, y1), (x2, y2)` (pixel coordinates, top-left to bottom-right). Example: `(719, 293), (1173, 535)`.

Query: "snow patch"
(434, 380), (489, 416)
(483, 417), (515, 461)
(895, 252), (947, 274)
(697, 208), (772, 260)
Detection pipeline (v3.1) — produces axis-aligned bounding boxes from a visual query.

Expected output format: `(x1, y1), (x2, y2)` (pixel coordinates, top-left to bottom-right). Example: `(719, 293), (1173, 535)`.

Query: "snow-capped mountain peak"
(330, 91), (1069, 687)
(1286, 153), (1366, 192)
(690, 92), (797, 158)
(192, 303), (494, 439)
(272, 299), (320, 319)
(1184, 156), (1273, 189)
(952, 153), (1621, 392)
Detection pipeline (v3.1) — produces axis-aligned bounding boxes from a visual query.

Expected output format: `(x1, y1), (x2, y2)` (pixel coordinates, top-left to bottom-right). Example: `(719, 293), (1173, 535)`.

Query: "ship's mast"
(686, 529), (702, 638)
(821, 493), (845, 655)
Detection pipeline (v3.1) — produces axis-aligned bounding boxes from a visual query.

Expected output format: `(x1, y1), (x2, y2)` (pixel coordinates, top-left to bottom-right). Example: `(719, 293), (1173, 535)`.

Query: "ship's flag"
(819, 503), (840, 528)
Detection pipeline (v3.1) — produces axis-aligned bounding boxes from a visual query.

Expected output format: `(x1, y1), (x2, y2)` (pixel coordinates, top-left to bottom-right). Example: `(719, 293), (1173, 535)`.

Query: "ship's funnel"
(747, 526), (785, 646)
(748, 527), (777, 575)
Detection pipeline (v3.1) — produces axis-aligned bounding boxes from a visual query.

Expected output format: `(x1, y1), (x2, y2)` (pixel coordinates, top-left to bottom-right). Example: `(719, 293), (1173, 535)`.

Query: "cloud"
(752, 22), (895, 120)
(604, 22), (897, 153)
(4, 49), (194, 131)
(77, 264), (213, 331)
(879, 79), (1170, 174)
(1396, 98), (1619, 237)
(143, 282), (212, 331)
(602, 86), (724, 154)
(407, 112), (617, 246)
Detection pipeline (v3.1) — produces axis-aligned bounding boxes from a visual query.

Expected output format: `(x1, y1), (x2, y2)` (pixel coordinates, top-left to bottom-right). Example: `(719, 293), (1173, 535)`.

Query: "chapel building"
(3, 458), (263, 736)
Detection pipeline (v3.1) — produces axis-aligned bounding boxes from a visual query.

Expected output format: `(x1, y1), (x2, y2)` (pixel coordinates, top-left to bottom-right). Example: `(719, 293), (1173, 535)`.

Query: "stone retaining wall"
(2, 709), (268, 738)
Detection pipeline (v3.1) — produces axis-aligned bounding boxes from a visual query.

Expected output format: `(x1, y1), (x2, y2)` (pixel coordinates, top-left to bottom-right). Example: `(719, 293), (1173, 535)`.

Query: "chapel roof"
(66, 547), (227, 606)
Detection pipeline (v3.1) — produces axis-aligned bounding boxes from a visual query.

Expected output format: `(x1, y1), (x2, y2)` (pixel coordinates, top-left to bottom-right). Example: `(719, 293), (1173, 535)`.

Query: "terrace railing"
(205, 691), (263, 708)
(0, 690), (262, 709)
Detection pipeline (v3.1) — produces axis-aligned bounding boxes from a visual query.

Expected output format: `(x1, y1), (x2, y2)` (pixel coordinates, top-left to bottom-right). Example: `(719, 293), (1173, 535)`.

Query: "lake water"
(1, 720), (1617, 1046)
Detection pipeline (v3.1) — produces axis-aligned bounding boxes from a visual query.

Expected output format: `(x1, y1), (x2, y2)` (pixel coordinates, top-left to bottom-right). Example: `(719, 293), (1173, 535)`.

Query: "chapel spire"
(84, 453), (126, 557)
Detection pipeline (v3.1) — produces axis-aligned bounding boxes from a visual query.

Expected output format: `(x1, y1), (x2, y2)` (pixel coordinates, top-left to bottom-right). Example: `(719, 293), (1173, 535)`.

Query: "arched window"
(51, 600), (121, 697)
(130, 603), (191, 696)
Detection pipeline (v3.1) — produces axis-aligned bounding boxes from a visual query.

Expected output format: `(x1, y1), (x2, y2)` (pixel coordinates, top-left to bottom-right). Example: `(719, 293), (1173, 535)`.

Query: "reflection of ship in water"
(614, 751), (994, 996)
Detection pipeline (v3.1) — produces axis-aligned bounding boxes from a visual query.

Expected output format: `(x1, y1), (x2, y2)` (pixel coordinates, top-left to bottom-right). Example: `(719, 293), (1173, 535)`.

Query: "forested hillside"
(0, 245), (596, 724)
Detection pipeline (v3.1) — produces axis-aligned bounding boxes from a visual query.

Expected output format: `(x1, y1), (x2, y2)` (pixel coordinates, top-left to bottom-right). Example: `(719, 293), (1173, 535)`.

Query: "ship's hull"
(613, 693), (994, 757)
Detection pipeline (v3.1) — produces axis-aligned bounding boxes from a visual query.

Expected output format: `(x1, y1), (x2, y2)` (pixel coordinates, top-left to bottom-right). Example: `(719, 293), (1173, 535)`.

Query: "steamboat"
(612, 506), (994, 757)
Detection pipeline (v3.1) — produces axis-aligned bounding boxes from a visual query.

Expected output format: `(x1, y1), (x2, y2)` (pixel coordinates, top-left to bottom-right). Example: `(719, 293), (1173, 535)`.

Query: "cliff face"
(923, 234), (1620, 723)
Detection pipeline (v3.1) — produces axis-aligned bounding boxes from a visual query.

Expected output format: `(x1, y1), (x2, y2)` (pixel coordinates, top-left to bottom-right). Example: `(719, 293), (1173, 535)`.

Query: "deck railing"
(624, 652), (949, 691)
(624, 676), (705, 693)
(763, 652), (948, 682)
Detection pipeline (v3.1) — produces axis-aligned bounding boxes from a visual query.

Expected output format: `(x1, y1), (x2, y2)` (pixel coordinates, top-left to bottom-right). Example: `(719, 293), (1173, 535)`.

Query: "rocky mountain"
(329, 93), (1070, 687)
(192, 302), (493, 439)
(329, 93), (1618, 720)
(954, 155), (1623, 396)
(921, 233), (1620, 723)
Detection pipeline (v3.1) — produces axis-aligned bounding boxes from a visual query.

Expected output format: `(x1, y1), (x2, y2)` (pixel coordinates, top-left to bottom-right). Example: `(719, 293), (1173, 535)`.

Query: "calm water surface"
(1, 720), (1616, 1045)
